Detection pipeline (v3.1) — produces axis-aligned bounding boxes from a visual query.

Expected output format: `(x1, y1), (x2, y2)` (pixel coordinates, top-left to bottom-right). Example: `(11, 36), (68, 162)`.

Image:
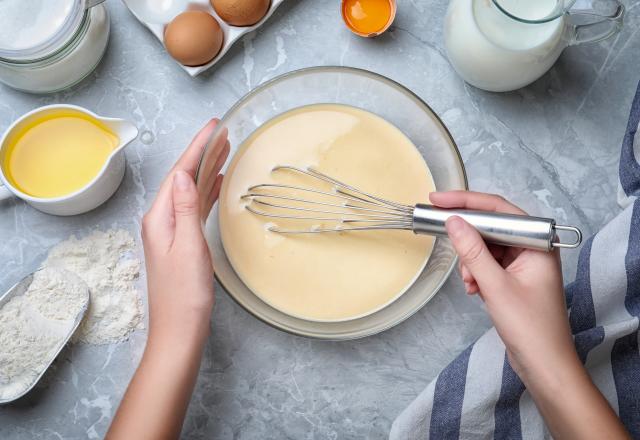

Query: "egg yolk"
(342, 0), (392, 35)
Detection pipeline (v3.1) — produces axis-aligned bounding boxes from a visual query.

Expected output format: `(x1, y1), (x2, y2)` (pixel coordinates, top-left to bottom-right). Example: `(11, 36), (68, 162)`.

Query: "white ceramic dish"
(196, 67), (468, 340)
(121, 0), (286, 77)
(0, 104), (138, 216)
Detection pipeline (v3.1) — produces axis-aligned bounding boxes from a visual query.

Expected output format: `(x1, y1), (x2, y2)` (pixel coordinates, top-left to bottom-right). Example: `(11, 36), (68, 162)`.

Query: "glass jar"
(0, 1), (110, 94)
(443, 0), (624, 92)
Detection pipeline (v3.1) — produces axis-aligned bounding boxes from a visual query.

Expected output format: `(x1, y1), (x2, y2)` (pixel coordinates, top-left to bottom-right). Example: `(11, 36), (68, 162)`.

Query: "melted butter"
(219, 104), (435, 322)
(3, 111), (119, 198)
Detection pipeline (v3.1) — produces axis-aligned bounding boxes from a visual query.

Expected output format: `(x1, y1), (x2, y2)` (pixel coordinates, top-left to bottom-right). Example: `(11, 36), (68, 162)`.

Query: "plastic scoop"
(0, 269), (89, 404)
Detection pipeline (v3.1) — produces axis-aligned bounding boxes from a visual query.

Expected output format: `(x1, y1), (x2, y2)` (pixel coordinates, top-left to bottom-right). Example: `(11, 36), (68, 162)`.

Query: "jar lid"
(0, 0), (86, 61)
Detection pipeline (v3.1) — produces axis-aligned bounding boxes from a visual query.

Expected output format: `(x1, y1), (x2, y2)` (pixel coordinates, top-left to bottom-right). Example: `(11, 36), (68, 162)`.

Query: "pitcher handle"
(0, 182), (13, 202)
(85, 0), (107, 9)
(568, 0), (625, 46)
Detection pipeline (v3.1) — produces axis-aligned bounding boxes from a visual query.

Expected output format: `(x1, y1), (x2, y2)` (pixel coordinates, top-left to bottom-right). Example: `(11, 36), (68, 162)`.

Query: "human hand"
(430, 191), (631, 438)
(430, 191), (577, 385)
(107, 120), (229, 440)
(142, 119), (229, 346)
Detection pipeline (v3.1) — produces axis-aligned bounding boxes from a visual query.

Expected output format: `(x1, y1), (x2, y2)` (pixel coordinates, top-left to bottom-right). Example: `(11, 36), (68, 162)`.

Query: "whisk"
(241, 166), (582, 251)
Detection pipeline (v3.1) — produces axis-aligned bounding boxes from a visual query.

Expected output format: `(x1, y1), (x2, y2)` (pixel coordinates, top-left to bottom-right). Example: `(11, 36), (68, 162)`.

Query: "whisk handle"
(412, 204), (582, 251)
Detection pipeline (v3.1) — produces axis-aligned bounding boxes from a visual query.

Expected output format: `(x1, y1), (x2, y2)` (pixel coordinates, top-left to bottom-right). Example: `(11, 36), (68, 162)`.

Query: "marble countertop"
(1, 0), (638, 438)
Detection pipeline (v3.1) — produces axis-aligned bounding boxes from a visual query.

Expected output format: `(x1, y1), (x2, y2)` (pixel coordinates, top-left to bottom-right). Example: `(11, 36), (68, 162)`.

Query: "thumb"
(445, 216), (506, 292)
(172, 170), (202, 241)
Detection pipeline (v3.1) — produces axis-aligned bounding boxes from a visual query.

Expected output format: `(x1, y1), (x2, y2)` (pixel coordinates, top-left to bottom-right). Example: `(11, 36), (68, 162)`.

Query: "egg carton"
(121, 0), (286, 77)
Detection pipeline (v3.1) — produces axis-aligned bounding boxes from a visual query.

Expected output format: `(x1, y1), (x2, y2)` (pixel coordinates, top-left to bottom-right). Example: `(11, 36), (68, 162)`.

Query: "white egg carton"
(121, 0), (286, 77)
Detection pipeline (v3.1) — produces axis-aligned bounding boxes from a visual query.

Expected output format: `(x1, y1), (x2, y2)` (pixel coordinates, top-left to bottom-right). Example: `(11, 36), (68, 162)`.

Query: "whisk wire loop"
(247, 198), (406, 221)
(274, 166), (413, 212)
(241, 165), (415, 233)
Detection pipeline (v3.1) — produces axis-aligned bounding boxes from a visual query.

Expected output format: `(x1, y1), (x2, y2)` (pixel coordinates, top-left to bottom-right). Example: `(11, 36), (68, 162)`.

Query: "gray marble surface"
(0, 0), (639, 438)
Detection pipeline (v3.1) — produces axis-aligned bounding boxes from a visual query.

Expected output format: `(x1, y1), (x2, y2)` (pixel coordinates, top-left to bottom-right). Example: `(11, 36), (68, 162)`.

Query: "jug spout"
(102, 118), (139, 149)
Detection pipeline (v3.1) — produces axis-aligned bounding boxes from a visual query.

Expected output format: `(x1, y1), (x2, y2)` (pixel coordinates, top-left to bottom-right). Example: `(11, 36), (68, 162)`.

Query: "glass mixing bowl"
(196, 66), (467, 339)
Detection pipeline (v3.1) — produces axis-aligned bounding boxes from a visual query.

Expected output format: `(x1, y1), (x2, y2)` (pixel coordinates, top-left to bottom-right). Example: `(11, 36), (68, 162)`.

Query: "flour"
(25, 268), (88, 321)
(0, 230), (144, 401)
(44, 229), (143, 345)
(0, 268), (87, 401)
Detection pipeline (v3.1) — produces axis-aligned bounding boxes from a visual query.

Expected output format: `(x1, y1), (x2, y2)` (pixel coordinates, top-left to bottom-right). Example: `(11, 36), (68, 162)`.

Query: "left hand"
(106, 120), (229, 440)
(141, 119), (229, 345)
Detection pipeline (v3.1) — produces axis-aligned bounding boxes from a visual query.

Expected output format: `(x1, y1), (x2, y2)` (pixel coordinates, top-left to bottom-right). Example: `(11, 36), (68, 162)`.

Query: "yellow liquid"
(3, 111), (119, 198)
(219, 104), (435, 322)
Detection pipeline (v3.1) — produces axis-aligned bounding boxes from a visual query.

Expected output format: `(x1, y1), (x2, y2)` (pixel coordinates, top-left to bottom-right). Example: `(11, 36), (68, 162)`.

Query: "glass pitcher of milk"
(444, 0), (624, 92)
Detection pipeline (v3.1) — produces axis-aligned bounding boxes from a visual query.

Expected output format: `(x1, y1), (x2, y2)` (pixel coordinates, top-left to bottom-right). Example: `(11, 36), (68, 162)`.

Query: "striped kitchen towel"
(390, 81), (640, 440)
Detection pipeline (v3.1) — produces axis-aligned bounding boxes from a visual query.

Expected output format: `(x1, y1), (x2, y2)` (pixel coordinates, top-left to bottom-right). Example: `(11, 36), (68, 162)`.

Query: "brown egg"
(211, 0), (270, 26)
(164, 11), (224, 66)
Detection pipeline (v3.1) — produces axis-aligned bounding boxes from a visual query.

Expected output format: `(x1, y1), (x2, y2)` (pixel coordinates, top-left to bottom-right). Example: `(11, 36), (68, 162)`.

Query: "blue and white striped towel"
(390, 82), (640, 440)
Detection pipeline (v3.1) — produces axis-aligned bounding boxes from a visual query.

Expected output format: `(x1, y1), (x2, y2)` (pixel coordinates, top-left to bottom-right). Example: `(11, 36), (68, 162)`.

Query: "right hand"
(431, 191), (631, 439)
(429, 191), (576, 384)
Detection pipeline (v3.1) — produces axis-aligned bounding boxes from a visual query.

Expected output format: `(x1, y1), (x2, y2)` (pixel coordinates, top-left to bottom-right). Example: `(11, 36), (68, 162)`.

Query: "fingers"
(197, 130), (229, 192)
(202, 139), (229, 196)
(459, 243), (507, 294)
(432, 191), (527, 264)
(429, 191), (527, 216)
(202, 174), (224, 218)
(180, 118), (220, 176)
(446, 216), (506, 295)
(458, 262), (479, 294)
(465, 281), (479, 294)
(460, 264), (479, 294)
(218, 140), (230, 174)
(149, 119), (219, 216)
(199, 138), (230, 219)
(172, 170), (203, 248)
(141, 202), (175, 255)
(142, 118), (224, 256)
(142, 187), (177, 254)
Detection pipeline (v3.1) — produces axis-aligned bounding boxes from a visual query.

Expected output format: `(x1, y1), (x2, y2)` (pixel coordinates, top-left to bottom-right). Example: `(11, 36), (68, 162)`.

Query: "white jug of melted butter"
(444, 0), (624, 92)
(0, 105), (138, 215)
(4, 111), (119, 198)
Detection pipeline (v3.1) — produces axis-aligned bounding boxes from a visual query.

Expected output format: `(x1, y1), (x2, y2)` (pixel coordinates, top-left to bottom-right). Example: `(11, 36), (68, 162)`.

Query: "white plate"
(121, 0), (286, 76)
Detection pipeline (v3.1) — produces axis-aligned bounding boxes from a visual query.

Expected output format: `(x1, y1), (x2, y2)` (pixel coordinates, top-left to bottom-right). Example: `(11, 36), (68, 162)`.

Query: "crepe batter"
(219, 104), (435, 321)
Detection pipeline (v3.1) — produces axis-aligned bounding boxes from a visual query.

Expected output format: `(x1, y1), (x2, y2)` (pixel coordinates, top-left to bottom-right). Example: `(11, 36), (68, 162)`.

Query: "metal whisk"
(241, 166), (582, 252)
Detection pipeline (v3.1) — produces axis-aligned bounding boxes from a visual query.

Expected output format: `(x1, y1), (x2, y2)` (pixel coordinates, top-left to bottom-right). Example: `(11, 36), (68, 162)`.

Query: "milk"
(0, 4), (110, 93)
(444, 0), (566, 92)
(0, 0), (75, 51)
